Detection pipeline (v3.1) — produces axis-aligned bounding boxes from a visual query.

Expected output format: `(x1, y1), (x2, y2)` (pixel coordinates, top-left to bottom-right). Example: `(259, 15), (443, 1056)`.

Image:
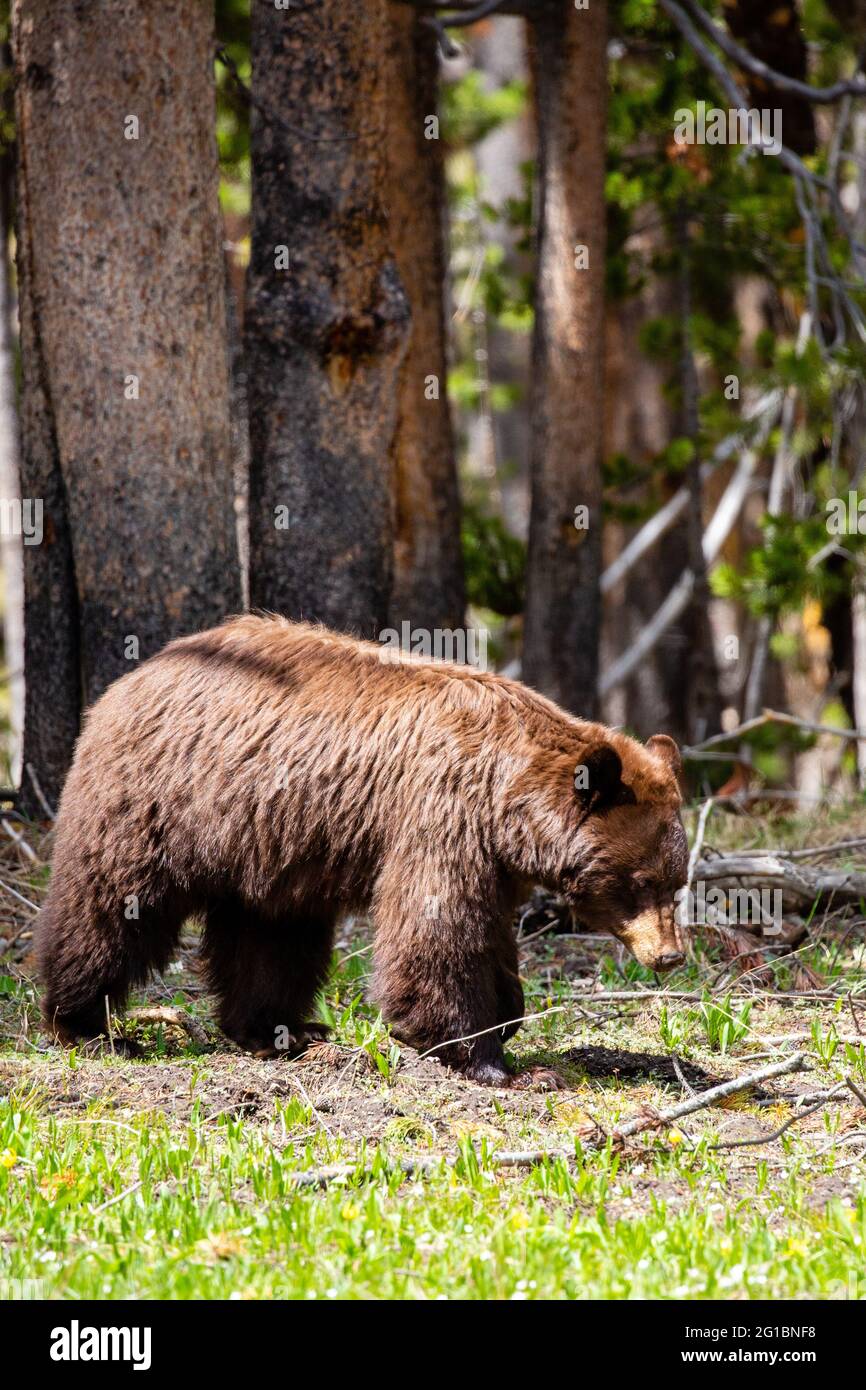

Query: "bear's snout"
(614, 906), (685, 973)
(653, 949), (685, 973)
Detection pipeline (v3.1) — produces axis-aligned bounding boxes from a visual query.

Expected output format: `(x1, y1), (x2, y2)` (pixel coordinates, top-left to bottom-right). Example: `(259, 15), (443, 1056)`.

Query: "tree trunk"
(522, 0), (607, 715)
(246, 0), (410, 638)
(13, 0), (239, 811)
(724, 0), (815, 156)
(385, 4), (464, 635)
(0, 34), (23, 788)
(472, 14), (533, 545)
(678, 212), (722, 744)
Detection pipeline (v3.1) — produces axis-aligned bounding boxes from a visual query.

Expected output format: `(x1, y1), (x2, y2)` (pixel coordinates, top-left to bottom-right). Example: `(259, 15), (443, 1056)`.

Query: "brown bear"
(38, 614), (688, 1085)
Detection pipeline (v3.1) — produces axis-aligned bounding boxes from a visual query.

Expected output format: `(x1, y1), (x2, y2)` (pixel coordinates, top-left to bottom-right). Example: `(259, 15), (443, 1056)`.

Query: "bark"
(246, 0), (410, 638)
(724, 0), (815, 156)
(825, 0), (866, 39)
(0, 34), (23, 786)
(853, 585), (866, 790)
(0, 226), (23, 787)
(472, 15), (533, 543)
(385, 4), (465, 634)
(522, 0), (607, 715)
(678, 213), (722, 744)
(13, 0), (239, 810)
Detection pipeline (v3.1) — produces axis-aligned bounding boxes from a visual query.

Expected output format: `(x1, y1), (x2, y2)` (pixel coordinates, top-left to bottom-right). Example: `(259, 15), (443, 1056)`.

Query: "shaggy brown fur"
(38, 615), (688, 1085)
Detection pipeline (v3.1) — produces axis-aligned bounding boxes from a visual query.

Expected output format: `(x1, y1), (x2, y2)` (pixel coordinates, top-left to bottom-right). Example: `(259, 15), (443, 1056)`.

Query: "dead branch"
(287, 1055), (807, 1187)
(710, 1083), (846, 1151)
(25, 764), (55, 821)
(675, 0), (866, 104)
(599, 412), (776, 697)
(0, 875), (38, 913)
(659, 0), (866, 342)
(695, 851), (866, 907)
(614, 1054), (808, 1137)
(600, 391), (780, 596)
(743, 1033), (865, 1047)
(769, 838), (866, 860)
(686, 707), (866, 755)
(1, 818), (37, 863)
(847, 1077), (866, 1109)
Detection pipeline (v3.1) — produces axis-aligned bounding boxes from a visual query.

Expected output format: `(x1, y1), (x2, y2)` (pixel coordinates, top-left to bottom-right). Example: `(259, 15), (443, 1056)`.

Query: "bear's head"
(559, 733), (688, 973)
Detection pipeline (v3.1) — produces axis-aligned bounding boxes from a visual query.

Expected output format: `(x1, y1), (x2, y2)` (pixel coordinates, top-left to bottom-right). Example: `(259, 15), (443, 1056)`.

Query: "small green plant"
(659, 1004), (695, 1052)
(698, 993), (752, 1054)
(811, 1018), (840, 1066)
(844, 1042), (866, 1080)
(351, 1014), (401, 1082)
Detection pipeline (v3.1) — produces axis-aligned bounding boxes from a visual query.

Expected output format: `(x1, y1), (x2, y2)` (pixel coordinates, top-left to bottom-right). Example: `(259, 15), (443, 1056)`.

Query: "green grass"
(2, 801), (866, 1300)
(1, 1065), (865, 1300)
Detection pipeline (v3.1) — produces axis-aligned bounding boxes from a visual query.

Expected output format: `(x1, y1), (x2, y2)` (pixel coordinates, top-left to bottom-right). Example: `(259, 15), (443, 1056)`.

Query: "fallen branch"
(751, 1034), (866, 1048)
(770, 838), (866, 861)
(695, 852), (866, 907)
(710, 1083), (845, 1151)
(89, 1179), (143, 1216)
(686, 708), (866, 757)
(25, 764), (55, 821)
(568, 987), (858, 1003)
(613, 1054), (808, 1138)
(0, 876), (38, 914)
(847, 1077), (866, 1109)
(287, 1055), (808, 1187)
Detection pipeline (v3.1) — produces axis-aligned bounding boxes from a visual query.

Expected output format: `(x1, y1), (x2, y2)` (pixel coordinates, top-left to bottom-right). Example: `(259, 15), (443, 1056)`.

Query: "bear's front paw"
(299, 1020), (330, 1043)
(463, 1060), (514, 1088)
(244, 1021), (331, 1060)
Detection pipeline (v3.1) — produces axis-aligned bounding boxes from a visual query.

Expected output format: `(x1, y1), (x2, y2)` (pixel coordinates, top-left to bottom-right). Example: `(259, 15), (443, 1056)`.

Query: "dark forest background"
(2, 0), (866, 816)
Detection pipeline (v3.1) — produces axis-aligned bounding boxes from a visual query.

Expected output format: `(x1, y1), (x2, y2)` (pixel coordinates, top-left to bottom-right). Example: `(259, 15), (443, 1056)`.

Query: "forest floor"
(1, 802), (866, 1299)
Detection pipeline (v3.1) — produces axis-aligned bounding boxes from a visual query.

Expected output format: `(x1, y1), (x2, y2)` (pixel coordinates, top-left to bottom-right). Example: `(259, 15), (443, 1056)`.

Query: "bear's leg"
(493, 923), (525, 1043)
(202, 900), (335, 1057)
(371, 875), (513, 1086)
(39, 883), (186, 1044)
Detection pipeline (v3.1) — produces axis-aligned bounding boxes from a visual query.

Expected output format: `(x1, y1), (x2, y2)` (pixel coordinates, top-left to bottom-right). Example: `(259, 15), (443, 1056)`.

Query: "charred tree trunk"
(724, 0), (815, 156)
(13, 0), (239, 814)
(246, 0), (410, 637)
(522, 0), (607, 715)
(385, 4), (464, 635)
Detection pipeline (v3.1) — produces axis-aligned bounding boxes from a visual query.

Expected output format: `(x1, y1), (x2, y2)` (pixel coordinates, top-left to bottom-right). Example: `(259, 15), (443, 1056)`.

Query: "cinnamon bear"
(38, 614), (688, 1085)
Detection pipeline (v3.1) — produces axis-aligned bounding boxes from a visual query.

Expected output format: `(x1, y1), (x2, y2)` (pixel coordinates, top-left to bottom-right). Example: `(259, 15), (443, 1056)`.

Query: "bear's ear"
(647, 733), (683, 780)
(573, 744), (624, 810)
